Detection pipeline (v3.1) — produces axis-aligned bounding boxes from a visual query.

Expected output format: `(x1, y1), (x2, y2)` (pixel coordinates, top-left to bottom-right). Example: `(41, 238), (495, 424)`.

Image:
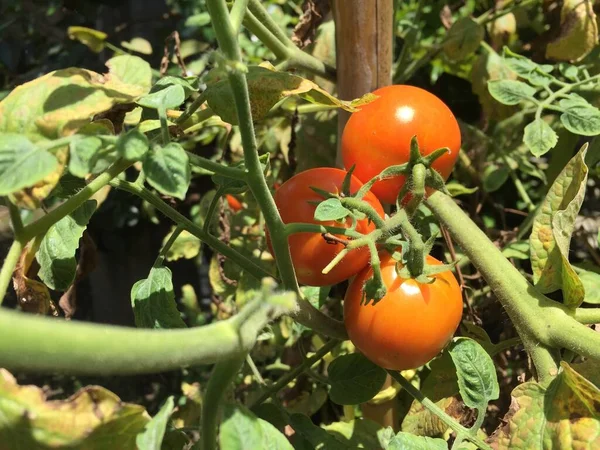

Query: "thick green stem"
(111, 179), (274, 281)
(0, 296), (292, 375)
(243, 11), (290, 59)
(574, 307), (600, 324)
(21, 159), (133, 242)
(229, 0), (250, 34)
(284, 222), (364, 239)
(202, 354), (246, 450)
(340, 197), (386, 229)
(249, 339), (339, 409)
(426, 192), (600, 375)
(388, 371), (491, 450)
(158, 106), (170, 145)
(404, 163), (426, 217)
(206, 0), (345, 340)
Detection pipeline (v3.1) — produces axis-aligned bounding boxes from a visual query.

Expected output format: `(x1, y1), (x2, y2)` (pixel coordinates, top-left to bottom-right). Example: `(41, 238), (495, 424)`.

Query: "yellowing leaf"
(0, 369), (150, 449)
(530, 144), (588, 307)
(203, 64), (369, 125)
(0, 55), (151, 140)
(67, 26), (107, 53)
(546, 0), (598, 62)
(121, 37), (153, 55)
(490, 362), (600, 449)
(163, 228), (201, 261)
(471, 49), (517, 120)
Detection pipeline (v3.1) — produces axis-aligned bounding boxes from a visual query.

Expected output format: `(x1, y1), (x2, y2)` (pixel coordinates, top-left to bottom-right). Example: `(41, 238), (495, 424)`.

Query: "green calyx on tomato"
(344, 251), (463, 371)
(341, 84), (461, 205)
(268, 167), (384, 287)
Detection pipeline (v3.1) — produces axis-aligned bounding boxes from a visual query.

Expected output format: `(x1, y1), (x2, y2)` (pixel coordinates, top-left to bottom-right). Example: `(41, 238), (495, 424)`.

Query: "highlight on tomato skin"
(341, 84), (461, 204)
(344, 251), (463, 371)
(267, 167), (385, 287)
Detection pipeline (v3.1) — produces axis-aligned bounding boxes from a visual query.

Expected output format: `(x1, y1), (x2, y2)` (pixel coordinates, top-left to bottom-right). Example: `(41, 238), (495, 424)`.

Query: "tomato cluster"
(267, 85), (463, 371)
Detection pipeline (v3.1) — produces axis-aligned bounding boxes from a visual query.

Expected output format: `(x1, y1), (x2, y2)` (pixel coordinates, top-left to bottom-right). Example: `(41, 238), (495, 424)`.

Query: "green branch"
(426, 191), (600, 376)
(388, 371), (491, 450)
(186, 152), (247, 180)
(574, 307), (600, 324)
(110, 179), (274, 281)
(249, 339), (339, 409)
(202, 355), (246, 450)
(0, 240), (22, 305)
(0, 295), (293, 375)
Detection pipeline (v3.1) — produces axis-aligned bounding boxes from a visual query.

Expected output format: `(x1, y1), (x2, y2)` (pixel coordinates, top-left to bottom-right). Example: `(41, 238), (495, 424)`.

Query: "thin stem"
(247, 0), (294, 46)
(175, 96), (210, 126)
(229, 0), (250, 34)
(0, 295), (292, 375)
(154, 225), (184, 267)
(248, 339), (339, 409)
(393, 0), (425, 80)
(388, 371), (492, 450)
(158, 107), (170, 145)
(186, 152), (247, 180)
(284, 222), (364, 239)
(203, 187), (226, 233)
(243, 10), (289, 59)
(7, 201), (24, 238)
(21, 159), (133, 242)
(202, 354), (245, 450)
(0, 240), (23, 304)
(340, 197), (386, 229)
(246, 354), (266, 385)
(111, 179), (275, 281)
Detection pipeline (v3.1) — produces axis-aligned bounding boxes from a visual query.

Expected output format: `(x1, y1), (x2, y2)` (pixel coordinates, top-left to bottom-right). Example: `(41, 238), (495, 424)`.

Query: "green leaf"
(502, 241), (530, 260)
(328, 353), (387, 405)
(0, 57), (151, 140)
(219, 404), (294, 450)
(443, 18), (485, 61)
(460, 322), (494, 354)
(313, 198), (351, 221)
(558, 62), (579, 81)
(560, 103), (600, 136)
(121, 37), (153, 55)
(446, 181), (478, 197)
(546, 0), (599, 62)
(67, 26), (107, 53)
(530, 144), (588, 307)
(137, 85), (186, 110)
(136, 396), (175, 450)
(36, 200), (97, 291)
(0, 134), (58, 195)
(482, 163), (510, 192)
(322, 419), (384, 449)
(574, 265), (600, 304)
(289, 413), (349, 450)
(527, 68), (555, 87)
(153, 76), (197, 99)
(449, 338), (499, 412)
(203, 64), (367, 125)
(487, 80), (536, 106)
(69, 136), (103, 178)
(143, 143), (191, 200)
(386, 432), (447, 450)
(131, 266), (186, 329)
(185, 12), (211, 27)
(490, 362), (600, 449)
(0, 369), (149, 450)
(163, 229), (201, 262)
(117, 128), (149, 161)
(523, 118), (558, 156)
(502, 47), (539, 78)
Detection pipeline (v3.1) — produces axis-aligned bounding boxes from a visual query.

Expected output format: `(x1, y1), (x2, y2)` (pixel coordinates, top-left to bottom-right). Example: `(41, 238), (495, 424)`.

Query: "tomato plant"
(225, 194), (243, 212)
(344, 251), (463, 371)
(341, 85), (461, 204)
(269, 167), (384, 286)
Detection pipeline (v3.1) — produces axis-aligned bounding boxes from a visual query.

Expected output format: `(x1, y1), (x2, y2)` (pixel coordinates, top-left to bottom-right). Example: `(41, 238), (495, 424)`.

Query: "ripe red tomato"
(225, 194), (243, 213)
(341, 85), (461, 204)
(344, 252), (463, 371)
(270, 168), (384, 287)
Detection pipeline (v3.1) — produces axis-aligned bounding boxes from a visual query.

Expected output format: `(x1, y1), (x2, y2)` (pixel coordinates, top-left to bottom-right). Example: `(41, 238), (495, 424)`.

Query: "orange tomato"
(344, 251), (463, 370)
(270, 168), (384, 286)
(341, 85), (461, 204)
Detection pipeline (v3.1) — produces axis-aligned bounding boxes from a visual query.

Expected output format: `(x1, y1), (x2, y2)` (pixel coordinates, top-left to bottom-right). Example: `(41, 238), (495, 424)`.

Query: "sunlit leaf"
(523, 118), (558, 157)
(36, 200), (97, 291)
(0, 369), (149, 449)
(143, 142), (191, 200)
(163, 228), (201, 262)
(136, 397), (175, 450)
(67, 26), (107, 53)
(487, 80), (536, 106)
(546, 0), (598, 62)
(131, 266), (186, 329)
(490, 362), (600, 449)
(530, 144), (588, 307)
(121, 37), (153, 55)
(443, 18), (485, 61)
